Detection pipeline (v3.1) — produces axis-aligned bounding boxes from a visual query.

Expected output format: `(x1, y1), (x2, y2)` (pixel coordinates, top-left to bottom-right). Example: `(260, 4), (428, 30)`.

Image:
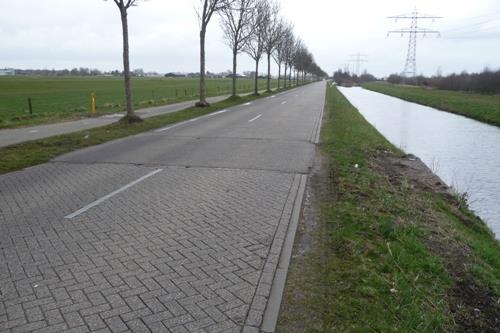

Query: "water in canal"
(338, 87), (500, 238)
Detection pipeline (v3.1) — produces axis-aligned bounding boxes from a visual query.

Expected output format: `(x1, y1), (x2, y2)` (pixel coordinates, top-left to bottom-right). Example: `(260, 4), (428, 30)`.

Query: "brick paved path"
(0, 164), (304, 332)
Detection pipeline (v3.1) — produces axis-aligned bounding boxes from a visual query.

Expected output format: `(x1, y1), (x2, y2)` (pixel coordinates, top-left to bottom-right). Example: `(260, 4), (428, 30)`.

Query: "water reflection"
(339, 87), (500, 238)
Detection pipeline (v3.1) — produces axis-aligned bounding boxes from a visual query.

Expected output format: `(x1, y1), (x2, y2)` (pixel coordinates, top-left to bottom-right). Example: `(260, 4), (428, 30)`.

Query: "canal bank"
(339, 86), (500, 238)
(278, 85), (499, 332)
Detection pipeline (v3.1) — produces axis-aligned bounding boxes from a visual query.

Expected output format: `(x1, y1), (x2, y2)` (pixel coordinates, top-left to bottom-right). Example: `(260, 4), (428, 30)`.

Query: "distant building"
(164, 72), (186, 78)
(0, 68), (15, 76)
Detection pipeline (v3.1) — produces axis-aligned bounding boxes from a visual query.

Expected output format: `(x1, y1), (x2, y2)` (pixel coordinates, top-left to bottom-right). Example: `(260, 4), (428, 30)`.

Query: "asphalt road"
(0, 81), (326, 333)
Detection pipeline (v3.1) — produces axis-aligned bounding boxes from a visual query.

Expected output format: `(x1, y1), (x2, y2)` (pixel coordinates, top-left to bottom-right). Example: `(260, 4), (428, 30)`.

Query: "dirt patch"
(372, 151), (500, 333)
(371, 151), (454, 198)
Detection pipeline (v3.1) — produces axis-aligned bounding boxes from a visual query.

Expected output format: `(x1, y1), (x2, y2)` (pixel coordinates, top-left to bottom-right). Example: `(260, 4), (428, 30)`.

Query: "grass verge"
(278, 85), (500, 332)
(0, 91), (278, 175)
(363, 82), (500, 127)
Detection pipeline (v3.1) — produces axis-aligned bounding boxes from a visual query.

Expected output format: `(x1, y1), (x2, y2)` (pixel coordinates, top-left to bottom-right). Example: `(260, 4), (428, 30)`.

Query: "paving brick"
(0, 164), (300, 332)
(104, 316), (129, 332)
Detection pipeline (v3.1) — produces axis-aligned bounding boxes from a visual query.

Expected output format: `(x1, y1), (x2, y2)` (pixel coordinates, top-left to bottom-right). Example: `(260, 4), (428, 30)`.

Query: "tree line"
(109, 0), (327, 122)
(332, 70), (377, 86)
(386, 68), (500, 95)
(11, 68), (154, 77)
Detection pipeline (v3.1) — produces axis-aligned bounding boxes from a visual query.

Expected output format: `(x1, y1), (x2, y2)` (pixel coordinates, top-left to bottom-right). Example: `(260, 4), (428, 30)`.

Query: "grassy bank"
(278, 85), (500, 332)
(0, 92), (277, 175)
(363, 82), (500, 127)
(0, 76), (280, 128)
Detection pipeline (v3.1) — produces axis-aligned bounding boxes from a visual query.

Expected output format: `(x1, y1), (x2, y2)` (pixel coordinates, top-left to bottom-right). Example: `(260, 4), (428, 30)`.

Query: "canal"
(339, 87), (500, 238)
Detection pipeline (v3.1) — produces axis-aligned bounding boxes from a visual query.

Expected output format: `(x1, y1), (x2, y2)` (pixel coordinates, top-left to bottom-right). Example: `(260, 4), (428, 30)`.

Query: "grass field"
(363, 82), (500, 127)
(278, 85), (500, 332)
(0, 76), (281, 128)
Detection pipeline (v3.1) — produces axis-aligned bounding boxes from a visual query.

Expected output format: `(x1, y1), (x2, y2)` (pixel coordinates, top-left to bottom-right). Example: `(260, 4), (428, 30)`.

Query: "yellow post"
(90, 92), (96, 116)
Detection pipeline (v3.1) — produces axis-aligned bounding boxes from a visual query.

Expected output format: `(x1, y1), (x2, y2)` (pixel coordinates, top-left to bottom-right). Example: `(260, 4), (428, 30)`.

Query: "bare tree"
(262, 1), (281, 92)
(243, 0), (270, 95)
(108, 0), (144, 123)
(282, 29), (295, 88)
(220, 0), (255, 97)
(273, 22), (291, 90)
(195, 0), (232, 107)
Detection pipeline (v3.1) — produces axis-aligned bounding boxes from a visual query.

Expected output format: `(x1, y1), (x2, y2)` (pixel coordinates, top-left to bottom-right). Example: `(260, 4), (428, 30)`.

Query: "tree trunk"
(197, 28), (208, 107)
(284, 64), (287, 88)
(119, 6), (141, 122)
(232, 47), (238, 97)
(266, 52), (271, 92)
(277, 62), (281, 90)
(254, 59), (259, 95)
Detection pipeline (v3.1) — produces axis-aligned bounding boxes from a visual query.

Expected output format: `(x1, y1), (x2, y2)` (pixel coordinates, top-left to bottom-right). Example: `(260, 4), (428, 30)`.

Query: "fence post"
(28, 98), (33, 115)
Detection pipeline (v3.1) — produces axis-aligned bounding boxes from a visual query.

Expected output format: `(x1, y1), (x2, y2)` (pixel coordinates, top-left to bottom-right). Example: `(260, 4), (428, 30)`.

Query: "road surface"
(0, 82), (326, 332)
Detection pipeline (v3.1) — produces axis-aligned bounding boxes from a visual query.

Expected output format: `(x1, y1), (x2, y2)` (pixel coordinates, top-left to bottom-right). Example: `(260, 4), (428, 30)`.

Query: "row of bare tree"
(109, 0), (327, 122)
(386, 69), (500, 95)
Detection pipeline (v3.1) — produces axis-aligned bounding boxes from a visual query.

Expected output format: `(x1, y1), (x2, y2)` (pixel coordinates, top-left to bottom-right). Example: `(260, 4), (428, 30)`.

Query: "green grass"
(0, 76), (280, 128)
(0, 92), (278, 175)
(278, 85), (500, 332)
(363, 82), (500, 127)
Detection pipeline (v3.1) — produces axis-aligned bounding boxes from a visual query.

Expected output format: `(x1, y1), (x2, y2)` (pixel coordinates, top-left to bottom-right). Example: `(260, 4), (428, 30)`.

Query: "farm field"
(0, 76), (281, 128)
(363, 82), (500, 127)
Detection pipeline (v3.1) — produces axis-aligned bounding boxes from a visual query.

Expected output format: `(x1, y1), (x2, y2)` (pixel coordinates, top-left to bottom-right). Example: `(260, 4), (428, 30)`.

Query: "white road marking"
(248, 114), (262, 123)
(207, 109), (228, 117)
(269, 95), (276, 98)
(156, 109), (229, 132)
(243, 102), (252, 106)
(281, 101), (287, 105)
(28, 130), (38, 134)
(295, 94), (299, 97)
(155, 123), (184, 133)
(65, 169), (163, 219)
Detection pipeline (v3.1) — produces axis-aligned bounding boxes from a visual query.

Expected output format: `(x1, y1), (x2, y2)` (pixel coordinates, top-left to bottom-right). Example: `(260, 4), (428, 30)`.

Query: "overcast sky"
(1, 0), (499, 77)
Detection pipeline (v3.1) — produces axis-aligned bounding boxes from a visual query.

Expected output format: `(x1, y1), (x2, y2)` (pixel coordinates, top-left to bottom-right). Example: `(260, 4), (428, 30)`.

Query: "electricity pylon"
(349, 53), (368, 76)
(388, 8), (441, 78)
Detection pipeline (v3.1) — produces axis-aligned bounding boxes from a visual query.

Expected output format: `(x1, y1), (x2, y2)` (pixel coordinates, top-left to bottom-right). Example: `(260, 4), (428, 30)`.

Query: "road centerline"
(248, 114), (263, 123)
(64, 169), (163, 219)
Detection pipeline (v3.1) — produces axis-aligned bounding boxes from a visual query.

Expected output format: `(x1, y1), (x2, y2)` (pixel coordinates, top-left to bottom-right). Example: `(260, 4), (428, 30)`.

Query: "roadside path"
(0, 96), (230, 148)
(0, 82), (326, 332)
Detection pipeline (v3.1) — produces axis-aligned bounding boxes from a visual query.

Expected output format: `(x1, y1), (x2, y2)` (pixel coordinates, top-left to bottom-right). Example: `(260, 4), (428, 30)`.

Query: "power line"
(349, 53), (368, 76)
(387, 8), (442, 78)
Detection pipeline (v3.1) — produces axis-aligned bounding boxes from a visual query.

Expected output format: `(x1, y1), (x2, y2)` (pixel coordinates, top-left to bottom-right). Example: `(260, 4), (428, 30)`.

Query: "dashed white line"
(155, 123), (184, 133)
(243, 102), (252, 106)
(28, 130), (39, 134)
(281, 101), (287, 105)
(248, 114), (262, 123)
(65, 169), (163, 219)
(207, 109), (228, 117)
